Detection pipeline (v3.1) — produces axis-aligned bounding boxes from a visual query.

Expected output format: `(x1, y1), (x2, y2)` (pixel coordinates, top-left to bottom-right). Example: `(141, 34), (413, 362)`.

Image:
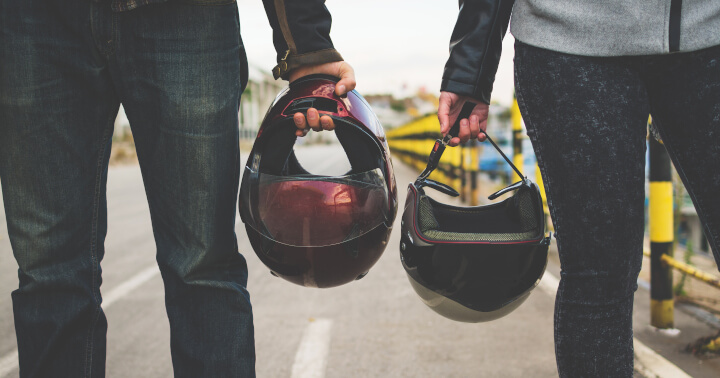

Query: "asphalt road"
(1, 143), (716, 377)
(0, 144), (557, 377)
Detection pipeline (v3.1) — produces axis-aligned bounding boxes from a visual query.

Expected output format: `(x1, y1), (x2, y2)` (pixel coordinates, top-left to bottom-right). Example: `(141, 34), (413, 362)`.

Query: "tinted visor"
(243, 167), (390, 247)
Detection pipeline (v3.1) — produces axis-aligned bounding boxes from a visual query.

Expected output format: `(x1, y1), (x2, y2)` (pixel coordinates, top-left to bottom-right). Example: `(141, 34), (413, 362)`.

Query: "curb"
(539, 273), (693, 378)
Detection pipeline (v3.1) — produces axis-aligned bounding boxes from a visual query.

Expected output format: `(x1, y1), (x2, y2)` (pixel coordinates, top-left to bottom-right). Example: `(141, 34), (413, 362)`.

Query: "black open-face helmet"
(239, 74), (398, 288)
(400, 103), (551, 322)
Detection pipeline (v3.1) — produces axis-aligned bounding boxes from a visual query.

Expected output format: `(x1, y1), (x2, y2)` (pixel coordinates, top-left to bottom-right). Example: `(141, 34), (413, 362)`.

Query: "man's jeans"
(515, 41), (720, 377)
(0, 0), (254, 376)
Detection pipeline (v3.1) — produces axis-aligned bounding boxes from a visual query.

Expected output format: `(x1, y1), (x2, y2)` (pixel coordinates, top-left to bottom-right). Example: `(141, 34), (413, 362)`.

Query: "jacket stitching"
(472, 0), (504, 100)
(274, 0), (296, 54)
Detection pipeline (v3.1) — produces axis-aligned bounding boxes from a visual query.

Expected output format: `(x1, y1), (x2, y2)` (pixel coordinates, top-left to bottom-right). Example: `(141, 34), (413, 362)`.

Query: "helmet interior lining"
(417, 186), (543, 242)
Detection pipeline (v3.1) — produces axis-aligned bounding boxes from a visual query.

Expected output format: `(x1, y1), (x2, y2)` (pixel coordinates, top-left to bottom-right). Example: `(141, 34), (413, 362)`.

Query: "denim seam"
(84, 106), (116, 378)
(648, 114), (720, 260)
(514, 54), (566, 370)
(513, 54), (562, 246)
(176, 0), (237, 5)
(90, 2), (117, 59)
(158, 124), (237, 140)
(110, 11), (118, 57)
(554, 281), (565, 374)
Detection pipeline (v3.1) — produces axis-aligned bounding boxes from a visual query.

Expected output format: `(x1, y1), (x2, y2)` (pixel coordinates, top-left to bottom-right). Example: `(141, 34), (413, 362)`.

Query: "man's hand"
(438, 91), (489, 146)
(289, 61), (356, 137)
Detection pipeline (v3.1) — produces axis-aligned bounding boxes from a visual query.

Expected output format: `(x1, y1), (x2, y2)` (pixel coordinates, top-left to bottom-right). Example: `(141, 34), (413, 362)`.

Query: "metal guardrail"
(642, 250), (720, 290)
(386, 114), (464, 195)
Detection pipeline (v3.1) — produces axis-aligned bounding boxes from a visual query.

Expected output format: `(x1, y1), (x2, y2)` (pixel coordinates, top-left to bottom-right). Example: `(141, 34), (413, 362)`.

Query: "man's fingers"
(294, 112), (306, 129)
(335, 62), (356, 95)
(320, 115), (334, 131)
(295, 109), (331, 136)
(448, 136), (461, 147)
(307, 108), (321, 131)
(294, 113), (308, 136)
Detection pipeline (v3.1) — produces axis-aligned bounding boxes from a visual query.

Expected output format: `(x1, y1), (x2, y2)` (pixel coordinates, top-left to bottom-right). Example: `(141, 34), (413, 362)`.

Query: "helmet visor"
(243, 167), (390, 247)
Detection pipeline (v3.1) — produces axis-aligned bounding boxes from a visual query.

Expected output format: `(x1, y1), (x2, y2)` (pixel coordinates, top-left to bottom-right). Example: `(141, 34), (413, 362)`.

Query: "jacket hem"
(440, 79), (490, 105)
(273, 49), (343, 80)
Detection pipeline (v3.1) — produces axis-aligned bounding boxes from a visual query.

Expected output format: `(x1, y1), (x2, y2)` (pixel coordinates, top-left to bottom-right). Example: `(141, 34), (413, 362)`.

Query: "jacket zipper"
(669, 0), (682, 52)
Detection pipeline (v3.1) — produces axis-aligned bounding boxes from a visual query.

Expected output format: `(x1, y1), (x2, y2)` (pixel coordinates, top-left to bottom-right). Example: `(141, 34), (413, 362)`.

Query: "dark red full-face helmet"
(239, 74), (397, 288)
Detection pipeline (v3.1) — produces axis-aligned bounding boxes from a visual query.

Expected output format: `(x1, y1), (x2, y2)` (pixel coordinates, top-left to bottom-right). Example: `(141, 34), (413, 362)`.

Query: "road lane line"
(538, 271), (560, 295)
(291, 318), (333, 378)
(101, 265), (159, 309)
(537, 271), (691, 378)
(0, 265), (160, 377)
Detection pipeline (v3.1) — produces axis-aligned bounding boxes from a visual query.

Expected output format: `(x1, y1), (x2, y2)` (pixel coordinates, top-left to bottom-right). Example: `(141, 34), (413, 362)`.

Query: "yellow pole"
(470, 140), (480, 206)
(460, 143), (468, 203)
(511, 96), (523, 182)
(649, 131), (674, 329)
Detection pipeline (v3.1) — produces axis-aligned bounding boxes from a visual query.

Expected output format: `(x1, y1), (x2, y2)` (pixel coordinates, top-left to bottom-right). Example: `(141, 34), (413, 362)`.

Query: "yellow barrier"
(642, 250), (720, 290)
(385, 115), (440, 140)
(387, 114), (472, 202)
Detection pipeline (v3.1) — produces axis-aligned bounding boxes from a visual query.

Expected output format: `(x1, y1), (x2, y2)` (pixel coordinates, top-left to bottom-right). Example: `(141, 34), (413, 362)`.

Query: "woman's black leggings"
(514, 41), (720, 377)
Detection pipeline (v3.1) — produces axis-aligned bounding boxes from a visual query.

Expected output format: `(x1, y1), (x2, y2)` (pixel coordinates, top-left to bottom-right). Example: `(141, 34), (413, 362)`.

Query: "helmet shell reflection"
(240, 74), (397, 288)
(253, 170), (390, 247)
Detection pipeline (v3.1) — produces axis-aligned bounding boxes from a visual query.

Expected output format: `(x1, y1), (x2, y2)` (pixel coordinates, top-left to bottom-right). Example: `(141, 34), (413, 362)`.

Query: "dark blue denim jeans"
(0, 0), (254, 376)
(515, 41), (720, 377)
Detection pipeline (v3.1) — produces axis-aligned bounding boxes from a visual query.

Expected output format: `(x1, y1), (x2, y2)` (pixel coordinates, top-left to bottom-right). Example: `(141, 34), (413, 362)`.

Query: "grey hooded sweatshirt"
(511, 0), (720, 56)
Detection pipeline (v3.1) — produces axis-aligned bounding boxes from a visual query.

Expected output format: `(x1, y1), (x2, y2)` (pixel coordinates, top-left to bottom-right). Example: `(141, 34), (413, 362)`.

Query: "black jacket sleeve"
(263, 0), (344, 80)
(441, 0), (515, 104)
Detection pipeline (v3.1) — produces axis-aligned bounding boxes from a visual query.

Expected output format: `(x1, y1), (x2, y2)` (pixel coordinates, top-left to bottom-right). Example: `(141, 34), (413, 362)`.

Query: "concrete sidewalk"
(391, 154), (720, 378)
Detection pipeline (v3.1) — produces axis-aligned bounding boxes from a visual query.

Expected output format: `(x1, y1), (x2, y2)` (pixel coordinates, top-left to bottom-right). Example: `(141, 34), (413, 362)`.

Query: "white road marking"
(291, 318), (333, 378)
(101, 265), (159, 309)
(538, 271), (560, 295)
(0, 265), (160, 377)
(634, 339), (692, 378)
(536, 271), (691, 378)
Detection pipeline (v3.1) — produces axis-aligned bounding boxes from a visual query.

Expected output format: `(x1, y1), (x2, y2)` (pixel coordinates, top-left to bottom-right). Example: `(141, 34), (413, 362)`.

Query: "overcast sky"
(238, 0), (516, 106)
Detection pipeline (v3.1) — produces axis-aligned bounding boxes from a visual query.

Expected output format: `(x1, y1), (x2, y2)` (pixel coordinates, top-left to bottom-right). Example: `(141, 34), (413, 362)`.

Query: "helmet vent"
(284, 97), (339, 115)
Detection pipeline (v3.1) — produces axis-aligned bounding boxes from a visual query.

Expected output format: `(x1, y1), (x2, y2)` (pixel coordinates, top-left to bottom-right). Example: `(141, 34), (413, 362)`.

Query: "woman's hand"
(438, 91), (489, 146)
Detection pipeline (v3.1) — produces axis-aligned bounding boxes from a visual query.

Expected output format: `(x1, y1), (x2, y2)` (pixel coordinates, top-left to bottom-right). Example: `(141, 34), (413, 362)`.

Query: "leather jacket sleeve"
(263, 0), (344, 80)
(441, 0), (515, 104)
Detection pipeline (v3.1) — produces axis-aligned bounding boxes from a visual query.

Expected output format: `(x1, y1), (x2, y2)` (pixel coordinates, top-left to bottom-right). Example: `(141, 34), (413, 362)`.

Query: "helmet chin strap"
(415, 102), (474, 183)
(415, 101), (527, 196)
